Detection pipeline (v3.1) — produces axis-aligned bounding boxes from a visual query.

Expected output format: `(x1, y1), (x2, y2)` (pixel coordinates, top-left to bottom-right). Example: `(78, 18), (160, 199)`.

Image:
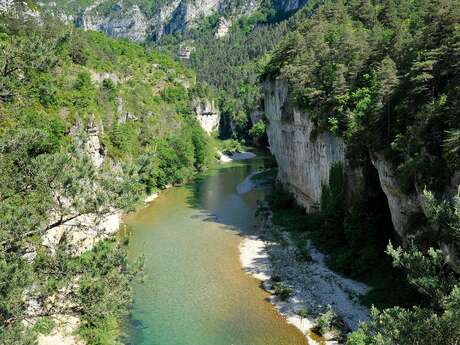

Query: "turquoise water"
(123, 158), (308, 345)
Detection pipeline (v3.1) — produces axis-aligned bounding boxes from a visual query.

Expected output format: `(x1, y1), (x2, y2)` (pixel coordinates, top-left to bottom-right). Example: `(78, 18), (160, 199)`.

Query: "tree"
(0, 127), (143, 343)
(347, 190), (460, 345)
(374, 57), (399, 138)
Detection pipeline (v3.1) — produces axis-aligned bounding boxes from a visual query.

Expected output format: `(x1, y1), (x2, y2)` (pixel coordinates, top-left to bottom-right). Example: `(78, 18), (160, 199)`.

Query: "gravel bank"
(239, 208), (370, 344)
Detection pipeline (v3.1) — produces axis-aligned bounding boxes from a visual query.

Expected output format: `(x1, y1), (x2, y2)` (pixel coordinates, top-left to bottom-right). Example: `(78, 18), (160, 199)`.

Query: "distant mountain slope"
(33, 0), (310, 141)
(37, 0), (258, 41)
(37, 0), (308, 41)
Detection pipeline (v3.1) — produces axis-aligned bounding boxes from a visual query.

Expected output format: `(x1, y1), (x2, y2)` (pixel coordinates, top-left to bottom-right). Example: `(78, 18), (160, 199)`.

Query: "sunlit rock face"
(263, 79), (346, 210)
(215, 16), (231, 38)
(77, 3), (149, 42)
(194, 98), (219, 134)
(39, 0), (261, 41)
(264, 78), (460, 271)
(37, 0), (308, 42)
(263, 78), (415, 234)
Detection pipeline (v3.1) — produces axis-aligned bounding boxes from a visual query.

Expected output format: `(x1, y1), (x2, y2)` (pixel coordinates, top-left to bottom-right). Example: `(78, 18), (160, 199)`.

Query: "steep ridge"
(264, 76), (460, 269)
(261, 0), (460, 264)
(38, 0), (262, 41)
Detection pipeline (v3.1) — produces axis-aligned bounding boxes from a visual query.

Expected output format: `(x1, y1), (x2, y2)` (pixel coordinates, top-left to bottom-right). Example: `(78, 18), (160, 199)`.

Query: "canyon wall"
(263, 78), (459, 248)
(264, 79), (346, 210)
(39, 0), (309, 42)
(41, 0), (261, 41)
(193, 98), (220, 134)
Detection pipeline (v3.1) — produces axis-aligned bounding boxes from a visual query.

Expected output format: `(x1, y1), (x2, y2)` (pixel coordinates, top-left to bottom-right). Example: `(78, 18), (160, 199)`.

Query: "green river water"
(123, 157), (308, 345)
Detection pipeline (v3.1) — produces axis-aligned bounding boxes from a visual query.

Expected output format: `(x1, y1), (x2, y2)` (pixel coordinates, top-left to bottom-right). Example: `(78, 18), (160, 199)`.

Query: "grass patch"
(33, 317), (55, 335)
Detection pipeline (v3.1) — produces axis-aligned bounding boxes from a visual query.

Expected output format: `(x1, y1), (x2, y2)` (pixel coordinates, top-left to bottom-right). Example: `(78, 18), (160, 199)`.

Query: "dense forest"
(263, 0), (460, 189)
(0, 11), (213, 344)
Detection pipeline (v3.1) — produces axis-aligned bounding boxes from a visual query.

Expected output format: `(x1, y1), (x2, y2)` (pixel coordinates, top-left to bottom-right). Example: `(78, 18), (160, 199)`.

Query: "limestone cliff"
(0, 0), (40, 18)
(264, 78), (459, 251)
(264, 79), (345, 210)
(39, 0), (261, 42)
(193, 98), (219, 134)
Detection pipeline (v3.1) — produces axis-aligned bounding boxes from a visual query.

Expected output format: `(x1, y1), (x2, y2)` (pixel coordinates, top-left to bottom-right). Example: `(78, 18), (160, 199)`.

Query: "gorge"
(1, 0), (459, 345)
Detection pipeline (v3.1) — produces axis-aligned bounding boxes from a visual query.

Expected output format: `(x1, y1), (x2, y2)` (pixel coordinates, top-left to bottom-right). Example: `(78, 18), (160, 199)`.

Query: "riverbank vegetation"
(268, 166), (420, 310)
(0, 13), (213, 344)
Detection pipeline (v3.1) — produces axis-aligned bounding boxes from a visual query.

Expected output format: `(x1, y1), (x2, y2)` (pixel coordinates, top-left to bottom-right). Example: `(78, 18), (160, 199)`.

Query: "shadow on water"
(183, 155), (274, 237)
(122, 152), (309, 345)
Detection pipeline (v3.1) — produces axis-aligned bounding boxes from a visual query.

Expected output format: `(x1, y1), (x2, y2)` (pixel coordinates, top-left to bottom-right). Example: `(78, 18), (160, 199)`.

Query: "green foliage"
(269, 164), (419, 309)
(316, 309), (336, 336)
(262, 0), (460, 189)
(443, 129), (460, 170)
(347, 190), (460, 344)
(157, 7), (293, 141)
(0, 16), (212, 345)
(249, 121), (266, 140)
(273, 282), (293, 300)
(32, 317), (55, 335)
(219, 139), (243, 154)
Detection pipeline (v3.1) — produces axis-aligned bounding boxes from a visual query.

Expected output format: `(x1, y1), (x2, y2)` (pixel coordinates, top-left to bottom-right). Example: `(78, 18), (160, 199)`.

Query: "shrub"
(273, 282), (293, 300)
(296, 308), (310, 318)
(32, 317), (55, 335)
(220, 139), (243, 154)
(316, 309), (336, 335)
(249, 121), (266, 139)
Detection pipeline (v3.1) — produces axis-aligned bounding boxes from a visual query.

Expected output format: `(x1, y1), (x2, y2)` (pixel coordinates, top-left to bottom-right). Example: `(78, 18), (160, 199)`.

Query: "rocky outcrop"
(38, 0), (261, 42)
(178, 43), (195, 60)
(193, 98), (219, 134)
(38, 0), (305, 43)
(0, 0), (14, 13)
(215, 16), (231, 38)
(1, 0), (40, 18)
(264, 77), (460, 257)
(70, 119), (106, 168)
(164, 0), (220, 35)
(263, 78), (417, 235)
(264, 79), (345, 210)
(90, 70), (119, 85)
(77, 3), (149, 42)
(43, 210), (121, 256)
(160, 0), (259, 38)
(85, 121), (105, 167)
(370, 153), (423, 239)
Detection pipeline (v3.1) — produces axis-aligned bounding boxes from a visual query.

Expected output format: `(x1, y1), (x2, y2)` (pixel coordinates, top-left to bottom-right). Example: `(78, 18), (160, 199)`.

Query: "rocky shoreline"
(218, 150), (257, 163)
(239, 205), (370, 345)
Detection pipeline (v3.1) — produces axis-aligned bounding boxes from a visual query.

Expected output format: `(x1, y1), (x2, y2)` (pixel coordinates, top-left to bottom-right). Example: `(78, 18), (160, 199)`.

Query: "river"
(122, 156), (308, 345)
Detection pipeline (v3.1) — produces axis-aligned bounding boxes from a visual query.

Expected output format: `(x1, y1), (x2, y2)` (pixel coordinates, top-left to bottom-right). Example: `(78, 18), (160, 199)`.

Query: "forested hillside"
(263, 0), (460, 189)
(0, 12), (212, 344)
(261, 0), (460, 343)
(159, 10), (287, 140)
(157, 1), (309, 141)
